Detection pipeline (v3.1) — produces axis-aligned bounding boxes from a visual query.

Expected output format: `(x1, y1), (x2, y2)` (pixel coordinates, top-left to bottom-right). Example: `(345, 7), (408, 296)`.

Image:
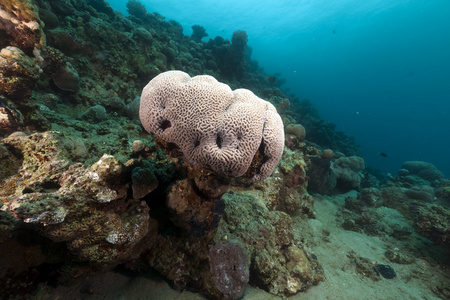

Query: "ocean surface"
(108, 0), (450, 177)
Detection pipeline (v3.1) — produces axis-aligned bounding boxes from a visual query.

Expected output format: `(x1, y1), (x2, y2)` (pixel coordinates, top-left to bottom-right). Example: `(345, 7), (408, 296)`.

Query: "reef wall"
(0, 0), (370, 298)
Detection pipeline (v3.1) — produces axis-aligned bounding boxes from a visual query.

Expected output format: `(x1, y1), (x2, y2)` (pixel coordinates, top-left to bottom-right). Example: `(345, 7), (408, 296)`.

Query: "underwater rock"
(132, 27), (153, 44)
(405, 185), (435, 202)
(132, 139), (146, 153)
(0, 46), (41, 101)
(0, 0), (44, 53)
(89, 153), (123, 185)
(144, 186), (322, 298)
(434, 182), (450, 205)
(39, 8), (59, 30)
(275, 148), (314, 216)
(0, 96), (23, 134)
(125, 96), (141, 120)
(277, 98), (290, 114)
(190, 164), (230, 199)
(61, 136), (88, 159)
(0, 131), (148, 271)
(410, 201), (450, 250)
(373, 264), (396, 279)
(384, 249), (414, 264)
(379, 186), (410, 213)
(144, 229), (209, 291)
(209, 241), (250, 300)
(306, 156), (336, 195)
(321, 148), (334, 159)
(347, 251), (380, 281)
(51, 62), (80, 92)
(87, 0), (115, 19)
(285, 123), (306, 142)
(166, 177), (223, 237)
(401, 161), (444, 182)
(0, 141), (21, 181)
(217, 191), (323, 296)
(332, 156), (365, 191)
(126, 0), (147, 19)
(131, 166), (158, 199)
(82, 104), (108, 122)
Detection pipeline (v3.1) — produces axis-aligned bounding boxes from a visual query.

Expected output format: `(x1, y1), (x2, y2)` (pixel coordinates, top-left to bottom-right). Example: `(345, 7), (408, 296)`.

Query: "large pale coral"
(140, 70), (284, 181)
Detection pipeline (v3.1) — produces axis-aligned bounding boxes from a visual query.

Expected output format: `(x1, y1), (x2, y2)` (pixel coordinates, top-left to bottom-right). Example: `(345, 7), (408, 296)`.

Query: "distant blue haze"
(107, 0), (450, 177)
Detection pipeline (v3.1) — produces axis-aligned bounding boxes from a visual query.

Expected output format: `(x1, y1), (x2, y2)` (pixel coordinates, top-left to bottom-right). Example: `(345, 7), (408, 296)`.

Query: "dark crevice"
(159, 119), (171, 130)
(216, 131), (223, 148)
(243, 138), (270, 179)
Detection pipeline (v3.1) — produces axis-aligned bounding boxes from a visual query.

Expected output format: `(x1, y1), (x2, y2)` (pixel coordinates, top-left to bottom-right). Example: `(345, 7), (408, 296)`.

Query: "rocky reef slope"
(1, 1), (448, 299)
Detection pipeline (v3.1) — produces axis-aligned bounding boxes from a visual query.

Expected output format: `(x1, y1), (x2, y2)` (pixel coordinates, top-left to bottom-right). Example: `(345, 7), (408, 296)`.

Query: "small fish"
(267, 76), (277, 83)
(379, 152), (387, 157)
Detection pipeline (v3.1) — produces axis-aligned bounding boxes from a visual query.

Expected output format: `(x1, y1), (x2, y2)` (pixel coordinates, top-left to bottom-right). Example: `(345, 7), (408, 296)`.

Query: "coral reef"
(0, 0), (393, 298)
(191, 25), (208, 42)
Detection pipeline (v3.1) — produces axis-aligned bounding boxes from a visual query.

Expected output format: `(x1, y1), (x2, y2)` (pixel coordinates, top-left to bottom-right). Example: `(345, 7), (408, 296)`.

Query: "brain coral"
(140, 70), (284, 181)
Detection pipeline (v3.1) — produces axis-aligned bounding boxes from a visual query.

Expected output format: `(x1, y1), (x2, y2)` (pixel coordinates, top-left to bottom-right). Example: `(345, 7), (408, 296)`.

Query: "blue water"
(108, 0), (450, 177)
